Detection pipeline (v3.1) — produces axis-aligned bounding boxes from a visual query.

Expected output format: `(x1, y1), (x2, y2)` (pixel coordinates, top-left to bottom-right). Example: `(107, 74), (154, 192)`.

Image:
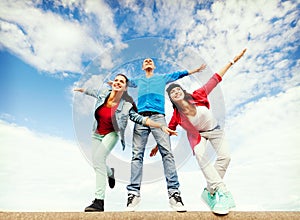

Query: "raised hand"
(233, 48), (247, 63)
(74, 88), (84, 92)
(188, 63), (207, 75)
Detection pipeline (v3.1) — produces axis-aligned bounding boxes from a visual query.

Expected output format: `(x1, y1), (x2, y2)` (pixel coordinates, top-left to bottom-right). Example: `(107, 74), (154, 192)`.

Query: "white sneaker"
(125, 193), (141, 212)
(169, 192), (187, 212)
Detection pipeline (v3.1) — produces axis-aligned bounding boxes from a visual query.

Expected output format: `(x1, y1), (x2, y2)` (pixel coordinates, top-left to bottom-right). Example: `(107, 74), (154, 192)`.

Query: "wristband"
(160, 124), (164, 129)
(229, 59), (235, 65)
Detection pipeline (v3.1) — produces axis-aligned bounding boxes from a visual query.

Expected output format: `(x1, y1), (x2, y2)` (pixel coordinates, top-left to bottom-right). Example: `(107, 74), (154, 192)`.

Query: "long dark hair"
(166, 83), (193, 110)
(115, 73), (138, 112)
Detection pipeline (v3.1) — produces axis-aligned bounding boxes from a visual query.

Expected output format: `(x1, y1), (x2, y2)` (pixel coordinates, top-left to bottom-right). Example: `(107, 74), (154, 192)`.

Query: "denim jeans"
(194, 128), (231, 194)
(127, 114), (180, 197)
(92, 132), (119, 199)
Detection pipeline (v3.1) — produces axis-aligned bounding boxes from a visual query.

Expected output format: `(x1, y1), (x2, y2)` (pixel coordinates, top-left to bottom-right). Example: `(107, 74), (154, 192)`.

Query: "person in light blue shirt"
(126, 58), (206, 212)
(129, 69), (190, 114)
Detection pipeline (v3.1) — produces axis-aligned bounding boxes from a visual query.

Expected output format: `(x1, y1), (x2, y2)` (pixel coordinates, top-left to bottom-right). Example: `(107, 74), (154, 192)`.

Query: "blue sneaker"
(212, 189), (229, 215)
(201, 188), (217, 210)
(225, 191), (236, 209)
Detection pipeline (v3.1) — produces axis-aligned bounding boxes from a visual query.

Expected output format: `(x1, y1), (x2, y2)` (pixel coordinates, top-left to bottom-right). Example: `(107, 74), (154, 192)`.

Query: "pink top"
(168, 73), (222, 153)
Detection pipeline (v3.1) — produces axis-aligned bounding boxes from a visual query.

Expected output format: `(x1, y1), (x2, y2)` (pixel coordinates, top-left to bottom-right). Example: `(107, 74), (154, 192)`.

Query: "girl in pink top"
(151, 49), (246, 215)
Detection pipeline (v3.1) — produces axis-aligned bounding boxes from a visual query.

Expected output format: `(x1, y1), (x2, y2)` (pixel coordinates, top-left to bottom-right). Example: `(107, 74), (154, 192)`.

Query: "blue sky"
(0, 0), (299, 212)
(0, 51), (77, 138)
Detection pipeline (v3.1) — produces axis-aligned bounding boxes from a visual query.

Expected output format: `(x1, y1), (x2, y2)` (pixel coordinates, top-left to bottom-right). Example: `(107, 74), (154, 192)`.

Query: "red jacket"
(168, 73), (222, 153)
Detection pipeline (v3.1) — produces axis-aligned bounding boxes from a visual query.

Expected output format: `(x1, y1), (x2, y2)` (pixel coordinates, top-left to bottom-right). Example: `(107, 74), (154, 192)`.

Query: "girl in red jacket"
(150, 49), (246, 214)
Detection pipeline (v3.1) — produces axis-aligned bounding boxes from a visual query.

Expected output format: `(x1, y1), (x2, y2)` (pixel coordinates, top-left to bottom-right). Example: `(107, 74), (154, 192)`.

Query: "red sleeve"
(194, 73), (222, 96)
(192, 73), (222, 109)
(168, 110), (179, 131)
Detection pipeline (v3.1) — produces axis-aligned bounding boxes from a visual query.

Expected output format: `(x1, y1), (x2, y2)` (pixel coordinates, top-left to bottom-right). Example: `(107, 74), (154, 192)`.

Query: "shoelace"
(172, 193), (183, 205)
(216, 191), (226, 203)
(127, 194), (135, 206)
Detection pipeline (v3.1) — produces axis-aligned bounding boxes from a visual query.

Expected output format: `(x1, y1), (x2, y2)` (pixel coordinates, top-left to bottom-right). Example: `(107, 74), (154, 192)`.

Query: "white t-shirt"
(187, 106), (217, 131)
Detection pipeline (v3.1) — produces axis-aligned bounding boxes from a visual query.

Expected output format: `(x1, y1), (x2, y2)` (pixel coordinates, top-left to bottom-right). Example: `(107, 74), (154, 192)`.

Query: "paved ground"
(0, 211), (299, 220)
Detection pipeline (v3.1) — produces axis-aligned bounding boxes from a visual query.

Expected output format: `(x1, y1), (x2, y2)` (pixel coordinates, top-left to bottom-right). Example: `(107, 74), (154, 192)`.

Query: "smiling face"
(169, 86), (185, 102)
(142, 58), (155, 70)
(112, 74), (127, 92)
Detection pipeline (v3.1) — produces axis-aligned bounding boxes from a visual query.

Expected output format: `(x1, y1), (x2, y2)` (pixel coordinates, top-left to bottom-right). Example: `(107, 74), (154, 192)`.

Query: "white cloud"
(0, 0), (126, 74)
(224, 86), (300, 210)
(0, 120), (93, 211)
(1, 0), (298, 85)
(0, 113), (15, 122)
(110, 0), (299, 119)
(119, 0), (197, 36)
(72, 74), (105, 116)
(84, 1), (119, 39)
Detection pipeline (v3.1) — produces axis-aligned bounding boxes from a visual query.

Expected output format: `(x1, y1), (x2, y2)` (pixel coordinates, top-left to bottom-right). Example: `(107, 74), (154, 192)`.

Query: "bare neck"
(145, 68), (154, 78)
(176, 100), (196, 116)
(107, 90), (123, 106)
(177, 99), (190, 110)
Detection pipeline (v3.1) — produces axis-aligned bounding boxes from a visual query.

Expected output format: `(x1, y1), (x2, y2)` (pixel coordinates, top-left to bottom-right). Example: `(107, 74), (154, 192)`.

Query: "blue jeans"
(126, 114), (180, 197)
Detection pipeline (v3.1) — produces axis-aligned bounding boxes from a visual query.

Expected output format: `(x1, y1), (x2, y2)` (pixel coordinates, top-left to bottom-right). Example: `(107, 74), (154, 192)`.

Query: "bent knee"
(219, 155), (231, 166)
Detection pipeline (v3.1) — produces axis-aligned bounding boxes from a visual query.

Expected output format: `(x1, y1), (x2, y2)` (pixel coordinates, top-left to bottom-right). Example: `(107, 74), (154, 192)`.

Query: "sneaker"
(225, 191), (236, 209)
(201, 188), (217, 210)
(212, 189), (229, 215)
(125, 193), (141, 211)
(108, 168), (115, 189)
(169, 192), (187, 212)
(84, 199), (104, 212)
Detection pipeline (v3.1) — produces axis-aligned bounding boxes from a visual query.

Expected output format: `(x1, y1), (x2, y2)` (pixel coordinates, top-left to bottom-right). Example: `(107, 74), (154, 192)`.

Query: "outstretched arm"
(188, 63), (206, 75)
(145, 118), (178, 136)
(74, 87), (104, 99)
(218, 48), (247, 77)
(128, 108), (177, 135)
